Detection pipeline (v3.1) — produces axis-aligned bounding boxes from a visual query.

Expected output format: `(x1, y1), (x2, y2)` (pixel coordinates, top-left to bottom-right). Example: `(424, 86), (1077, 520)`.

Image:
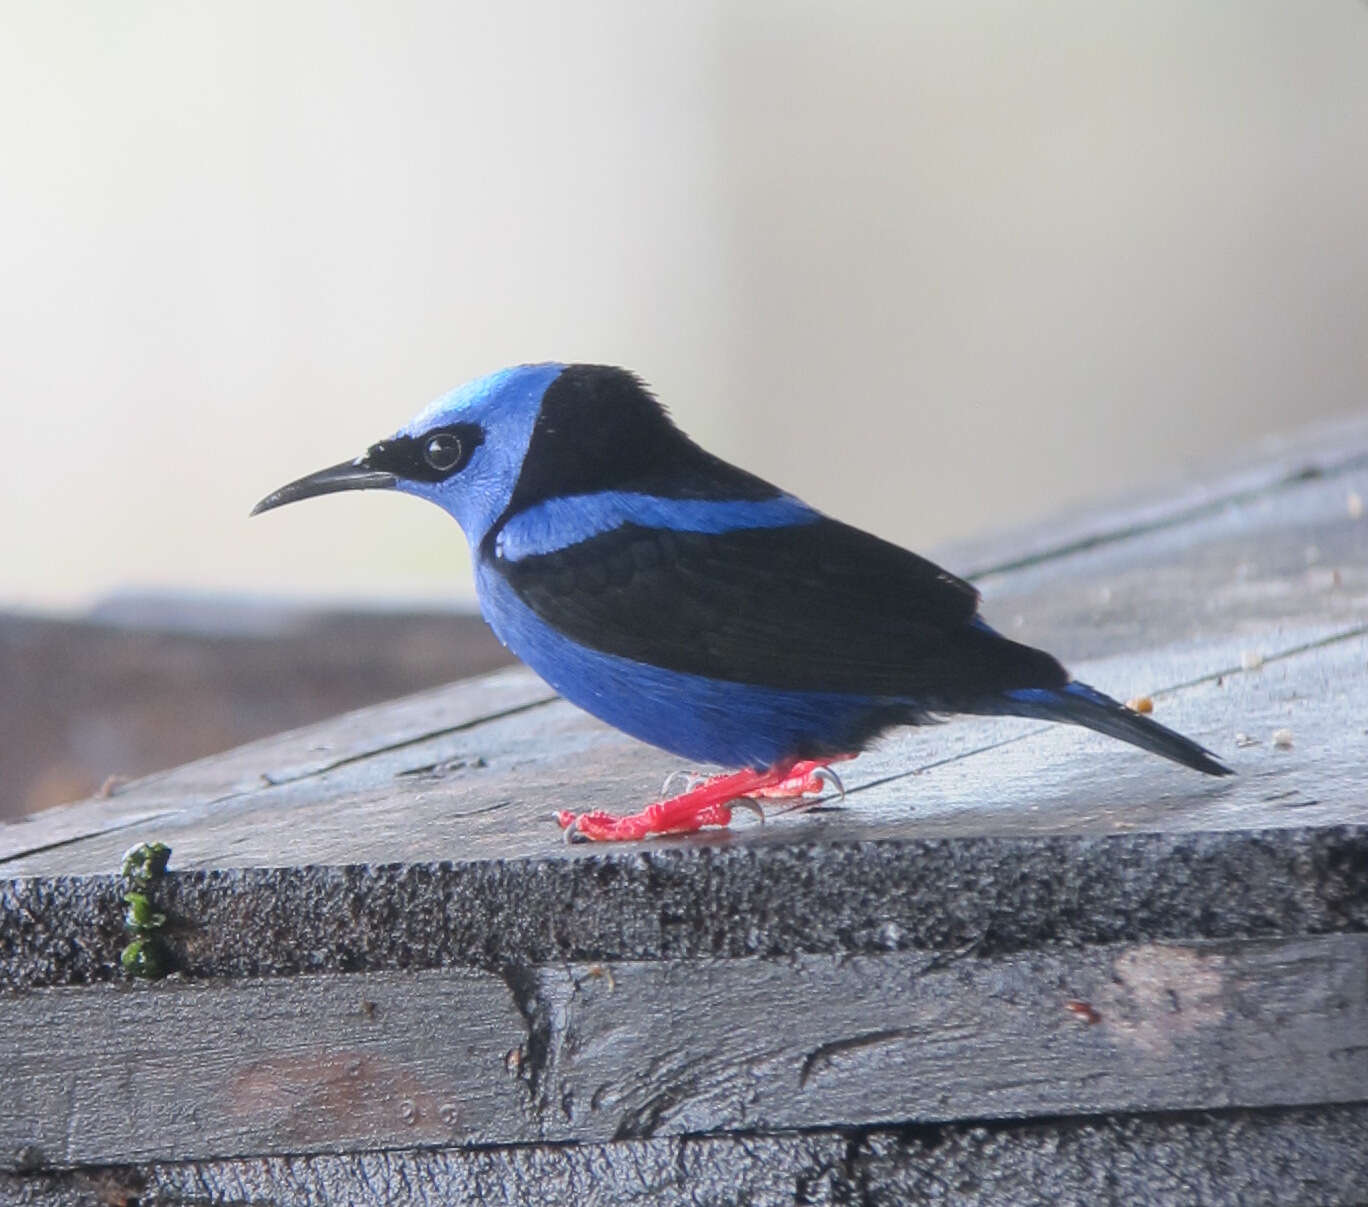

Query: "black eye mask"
(366, 423), (485, 483)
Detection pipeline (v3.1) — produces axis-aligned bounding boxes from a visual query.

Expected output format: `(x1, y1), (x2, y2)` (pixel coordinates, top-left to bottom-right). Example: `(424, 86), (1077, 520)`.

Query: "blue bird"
(253, 363), (1231, 841)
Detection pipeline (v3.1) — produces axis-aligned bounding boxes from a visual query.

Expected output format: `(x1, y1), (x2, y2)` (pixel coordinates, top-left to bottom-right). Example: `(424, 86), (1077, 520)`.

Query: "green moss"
(118, 842), (173, 979)
(119, 937), (168, 979)
(120, 841), (171, 884)
(122, 891), (166, 933)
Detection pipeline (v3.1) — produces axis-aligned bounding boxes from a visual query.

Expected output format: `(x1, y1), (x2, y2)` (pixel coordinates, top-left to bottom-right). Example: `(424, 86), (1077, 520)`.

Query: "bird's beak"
(250, 457), (397, 516)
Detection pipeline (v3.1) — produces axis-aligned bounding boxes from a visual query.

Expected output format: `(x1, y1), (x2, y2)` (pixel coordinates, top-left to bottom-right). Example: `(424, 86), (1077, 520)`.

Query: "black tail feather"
(994, 681), (1233, 776)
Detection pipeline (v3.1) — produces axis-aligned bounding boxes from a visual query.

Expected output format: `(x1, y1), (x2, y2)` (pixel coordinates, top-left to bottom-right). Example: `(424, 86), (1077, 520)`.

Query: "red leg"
(555, 755), (856, 843)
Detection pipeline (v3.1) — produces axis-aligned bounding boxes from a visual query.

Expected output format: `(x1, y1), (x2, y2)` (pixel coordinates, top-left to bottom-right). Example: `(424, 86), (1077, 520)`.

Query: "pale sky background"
(2, 2), (1365, 613)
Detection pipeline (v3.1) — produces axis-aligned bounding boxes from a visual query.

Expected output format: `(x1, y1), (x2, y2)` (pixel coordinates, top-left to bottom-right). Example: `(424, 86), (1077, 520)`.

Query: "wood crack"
(260, 693), (559, 786)
(799, 1028), (912, 1088)
(0, 810), (178, 869)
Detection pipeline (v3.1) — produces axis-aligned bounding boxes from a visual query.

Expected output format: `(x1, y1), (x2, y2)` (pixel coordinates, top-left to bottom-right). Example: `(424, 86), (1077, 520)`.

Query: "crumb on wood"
(1125, 695), (1154, 714)
(1348, 490), (1364, 520)
(1065, 999), (1102, 1024)
(586, 963), (617, 991)
(1240, 650), (1265, 671)
(1272, 728), (1294, 750)
(1235, 732), (1260, 748)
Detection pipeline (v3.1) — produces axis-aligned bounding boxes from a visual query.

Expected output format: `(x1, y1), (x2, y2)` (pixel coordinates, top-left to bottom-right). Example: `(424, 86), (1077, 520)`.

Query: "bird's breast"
(471, 561), (899, 768)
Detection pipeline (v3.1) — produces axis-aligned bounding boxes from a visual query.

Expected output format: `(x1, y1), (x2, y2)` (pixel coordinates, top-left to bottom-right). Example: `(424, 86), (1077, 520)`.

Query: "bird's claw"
(745, 758), (850, 803)
(660, 770), (706, 796)
(728, 797), (766, 823)
(556, 808), (652, 843)
(810, 765), (846, 802)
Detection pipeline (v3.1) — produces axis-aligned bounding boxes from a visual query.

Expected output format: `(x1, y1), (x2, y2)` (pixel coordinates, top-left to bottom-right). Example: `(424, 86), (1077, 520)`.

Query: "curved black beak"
(250, 457), (397, 516)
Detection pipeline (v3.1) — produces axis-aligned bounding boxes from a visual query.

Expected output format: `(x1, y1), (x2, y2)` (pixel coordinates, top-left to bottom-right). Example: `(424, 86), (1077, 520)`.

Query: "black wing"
(490, 516), (1066, 701)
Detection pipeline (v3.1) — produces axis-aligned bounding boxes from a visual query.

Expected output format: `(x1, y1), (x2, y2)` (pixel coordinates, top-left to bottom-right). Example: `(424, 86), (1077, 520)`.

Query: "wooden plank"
(10, 1103), (1368, 1207)
(3, 617), (1361, 877)
(4, 415), (1364, 876)
(836, 620), (1368, 838)
(5, 823), (1364, 995)
(0, 667), (557, 866)
(548, 936), (1368, 1138)
(967, 461), (1368, 662)
(3, 935), (1365, 1167)
(2, 968), (530, 1166)
(940, 408), (1368, 578)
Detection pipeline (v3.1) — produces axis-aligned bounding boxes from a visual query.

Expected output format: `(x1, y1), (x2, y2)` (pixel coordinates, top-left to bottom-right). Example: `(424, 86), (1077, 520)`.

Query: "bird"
(252, 363), (1231, 842)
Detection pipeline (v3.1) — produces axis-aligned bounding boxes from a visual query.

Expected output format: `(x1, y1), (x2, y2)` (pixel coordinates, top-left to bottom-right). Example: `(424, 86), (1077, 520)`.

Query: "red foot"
(555, 755), (855, 843)
(744, 754), (856, 801)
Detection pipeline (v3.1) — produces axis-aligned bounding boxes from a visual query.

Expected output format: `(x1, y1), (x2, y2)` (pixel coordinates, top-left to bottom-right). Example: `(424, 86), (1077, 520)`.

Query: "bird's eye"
(424, 433), (464, 472)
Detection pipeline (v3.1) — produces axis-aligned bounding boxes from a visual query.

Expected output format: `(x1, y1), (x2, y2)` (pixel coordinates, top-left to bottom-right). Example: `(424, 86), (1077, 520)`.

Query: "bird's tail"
(994, 681), (1232, 776)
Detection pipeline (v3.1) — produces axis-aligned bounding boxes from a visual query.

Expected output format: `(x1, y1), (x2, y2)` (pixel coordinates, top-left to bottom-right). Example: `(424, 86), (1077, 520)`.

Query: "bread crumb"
(1272, 728), (1294, 750)
(1126, 695), (1154, 714)
(1066, 999), (1102, 1024)
(1348, 491), (1364, 520)
(1240, 650), (1265, 671)
(1235, 732), (1260, 748)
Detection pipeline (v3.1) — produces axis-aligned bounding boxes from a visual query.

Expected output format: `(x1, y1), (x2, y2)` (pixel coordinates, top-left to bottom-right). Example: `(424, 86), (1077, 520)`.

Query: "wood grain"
(3, 935), (1365, 1167)
(11, 1104), (1368, 1207)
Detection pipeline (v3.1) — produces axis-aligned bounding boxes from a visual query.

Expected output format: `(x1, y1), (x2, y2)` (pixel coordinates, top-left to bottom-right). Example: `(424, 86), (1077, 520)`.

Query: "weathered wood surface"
(2, 413), (1367, 1186)
(4, 826), (1364, 993)
(4, 936), (1366, 1165)
(10, 1104), (1368, 1207)
(3, 414), (1365, 876)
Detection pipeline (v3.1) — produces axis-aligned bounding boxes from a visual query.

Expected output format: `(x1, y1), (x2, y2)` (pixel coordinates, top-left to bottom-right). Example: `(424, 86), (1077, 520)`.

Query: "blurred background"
(2, 1), (1366, 817)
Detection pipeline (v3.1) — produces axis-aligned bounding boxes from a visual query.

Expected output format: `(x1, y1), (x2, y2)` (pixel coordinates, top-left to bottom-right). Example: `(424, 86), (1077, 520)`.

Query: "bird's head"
(252, 362), (569, 541)
(253, 362), (714, 545)
(253, 362), (707, 546)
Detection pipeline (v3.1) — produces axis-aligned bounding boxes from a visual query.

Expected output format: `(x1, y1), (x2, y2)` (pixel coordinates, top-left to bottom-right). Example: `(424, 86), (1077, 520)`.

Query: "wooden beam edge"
(8, 1101), (1368, 1207)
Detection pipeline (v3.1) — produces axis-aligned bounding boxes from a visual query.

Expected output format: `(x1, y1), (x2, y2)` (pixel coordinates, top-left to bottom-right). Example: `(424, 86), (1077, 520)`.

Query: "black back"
(489, 364), (1069, 702)
(501, 366), (780, 515)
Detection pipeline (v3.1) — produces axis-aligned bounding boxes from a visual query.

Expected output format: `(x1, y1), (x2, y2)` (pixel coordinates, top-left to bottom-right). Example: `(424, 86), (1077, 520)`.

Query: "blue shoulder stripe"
(495, 492), (820, 561)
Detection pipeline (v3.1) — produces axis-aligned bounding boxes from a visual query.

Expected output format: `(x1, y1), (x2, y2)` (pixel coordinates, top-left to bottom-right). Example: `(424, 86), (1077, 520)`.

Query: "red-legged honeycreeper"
(252, 364), (1231, 842)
